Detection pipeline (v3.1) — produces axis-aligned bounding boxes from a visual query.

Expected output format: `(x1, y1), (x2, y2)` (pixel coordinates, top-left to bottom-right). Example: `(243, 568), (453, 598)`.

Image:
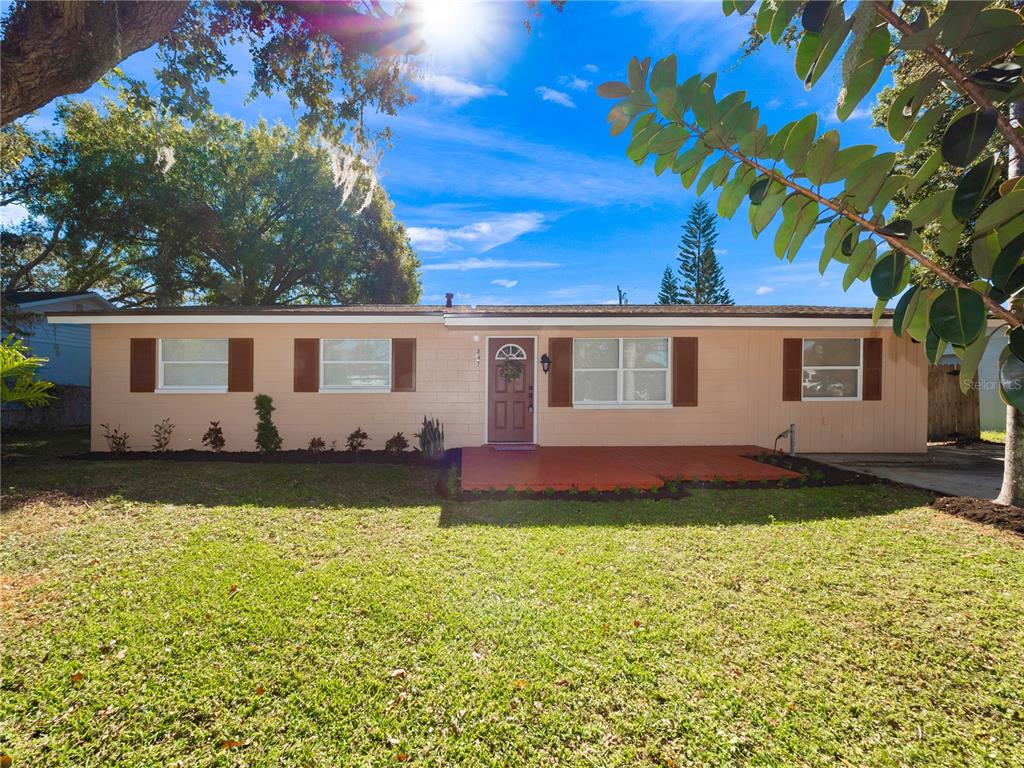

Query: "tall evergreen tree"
(677, 199), (733, 305)
(657, 265), (681, 304)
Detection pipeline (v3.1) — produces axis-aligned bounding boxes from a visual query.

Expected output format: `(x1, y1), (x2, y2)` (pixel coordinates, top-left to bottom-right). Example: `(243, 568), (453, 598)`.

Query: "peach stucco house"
(46, 304), (928, 454)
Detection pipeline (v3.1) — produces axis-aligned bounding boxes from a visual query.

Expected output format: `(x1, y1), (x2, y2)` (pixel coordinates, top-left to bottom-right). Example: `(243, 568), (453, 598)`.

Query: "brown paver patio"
(460, 445), (801, 491)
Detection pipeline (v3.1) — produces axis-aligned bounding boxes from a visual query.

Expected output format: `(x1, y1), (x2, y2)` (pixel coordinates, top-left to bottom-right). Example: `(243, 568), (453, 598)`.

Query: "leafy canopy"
(2, 98), (421, 307)
(598, 0), (1024, 408)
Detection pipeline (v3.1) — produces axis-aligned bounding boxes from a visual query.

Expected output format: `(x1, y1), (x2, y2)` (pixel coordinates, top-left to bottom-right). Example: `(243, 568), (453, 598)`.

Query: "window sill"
(572, 402), (674, 410)
(155, 388), (228, 394)
(800, 397), (862, 402)
(318, 388), (391, 394)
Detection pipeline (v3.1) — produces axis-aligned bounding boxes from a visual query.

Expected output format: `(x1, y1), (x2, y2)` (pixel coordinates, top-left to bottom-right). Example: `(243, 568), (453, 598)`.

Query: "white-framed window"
(158, 338), (229, 392)
(320, 338), (391, 392)
(801, 338), (862, 400)
(572, 338), (670, 407)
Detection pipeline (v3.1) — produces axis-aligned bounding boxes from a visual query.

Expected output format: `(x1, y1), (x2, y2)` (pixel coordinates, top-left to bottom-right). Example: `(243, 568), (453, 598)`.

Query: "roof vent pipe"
(445, 292), (454, 308)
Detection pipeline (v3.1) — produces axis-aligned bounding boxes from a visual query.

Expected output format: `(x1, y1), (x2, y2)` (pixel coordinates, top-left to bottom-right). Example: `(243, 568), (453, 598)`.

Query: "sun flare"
(415, 0), (498, 62)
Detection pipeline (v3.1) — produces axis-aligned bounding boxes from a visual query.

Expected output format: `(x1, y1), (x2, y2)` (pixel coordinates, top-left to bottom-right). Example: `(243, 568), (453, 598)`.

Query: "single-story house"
(46, 304), (928, 454)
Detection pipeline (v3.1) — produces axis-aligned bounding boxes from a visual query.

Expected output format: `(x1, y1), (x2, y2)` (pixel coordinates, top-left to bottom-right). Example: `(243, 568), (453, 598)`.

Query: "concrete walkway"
(807, 443), (1004, 500)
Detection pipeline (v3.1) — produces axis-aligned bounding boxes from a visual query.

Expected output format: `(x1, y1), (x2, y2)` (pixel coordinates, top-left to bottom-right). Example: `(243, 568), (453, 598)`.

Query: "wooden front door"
(488, 337), (535, 443)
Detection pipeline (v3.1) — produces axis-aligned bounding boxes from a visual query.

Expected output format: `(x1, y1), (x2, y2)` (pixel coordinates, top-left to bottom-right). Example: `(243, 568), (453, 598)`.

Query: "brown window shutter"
(130, 338), (156, 392)
(672, 337), (698, 406)
(548, 337), (573, 407)
(293, 338), (319, 392)
(391, 338), (416, 392)
(863, 337), (882, 401)
(782, 338), (803, 402)
(228, 338), (254, 392)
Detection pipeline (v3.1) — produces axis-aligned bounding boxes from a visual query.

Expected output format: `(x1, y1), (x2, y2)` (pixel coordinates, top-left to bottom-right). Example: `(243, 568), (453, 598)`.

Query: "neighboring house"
(978, 327), (1009, 432)
(3, 291), (114, 429)
(47, 304), (929, 453)
(3, 291), (114, 384)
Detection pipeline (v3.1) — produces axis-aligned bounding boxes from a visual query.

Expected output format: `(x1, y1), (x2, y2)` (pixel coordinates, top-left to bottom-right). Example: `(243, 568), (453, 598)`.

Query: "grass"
(981, 430), (1006, 444)
(2, 436), (1023, 767)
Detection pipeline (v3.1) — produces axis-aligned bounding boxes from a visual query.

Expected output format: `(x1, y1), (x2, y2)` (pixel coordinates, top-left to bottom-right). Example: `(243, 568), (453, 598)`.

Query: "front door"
(488, 337), (535, 443)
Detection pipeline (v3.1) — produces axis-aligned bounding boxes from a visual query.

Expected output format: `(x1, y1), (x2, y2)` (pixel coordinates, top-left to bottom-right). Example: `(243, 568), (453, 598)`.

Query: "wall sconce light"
(540, 353), (551, 374)
(475, 349), (481, 366)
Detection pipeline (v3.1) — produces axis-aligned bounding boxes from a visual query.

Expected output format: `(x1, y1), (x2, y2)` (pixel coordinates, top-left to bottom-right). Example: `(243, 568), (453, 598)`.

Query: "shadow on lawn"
(437, 485), (928, 528)
(2, 458), (439, 511)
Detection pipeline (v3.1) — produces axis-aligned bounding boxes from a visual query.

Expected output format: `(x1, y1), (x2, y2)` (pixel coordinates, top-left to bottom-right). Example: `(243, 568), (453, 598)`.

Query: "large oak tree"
(2, 98), (420, 306)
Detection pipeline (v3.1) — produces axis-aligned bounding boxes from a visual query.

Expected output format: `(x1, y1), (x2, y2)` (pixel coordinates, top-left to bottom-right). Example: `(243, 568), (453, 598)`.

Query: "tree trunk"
(995, 100), (1024, 507)
(1, 1), (188, 126)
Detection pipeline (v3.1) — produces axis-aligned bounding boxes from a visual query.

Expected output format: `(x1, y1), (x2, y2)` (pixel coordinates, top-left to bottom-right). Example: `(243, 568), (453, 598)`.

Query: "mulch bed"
(932, 496), (1024, 536)
(69, 449), (439, 466)
(744, 453), (885, 488)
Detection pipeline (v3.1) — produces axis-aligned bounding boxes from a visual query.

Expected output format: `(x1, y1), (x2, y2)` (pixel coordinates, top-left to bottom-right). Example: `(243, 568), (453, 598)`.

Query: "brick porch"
(460, 445), (801, 492)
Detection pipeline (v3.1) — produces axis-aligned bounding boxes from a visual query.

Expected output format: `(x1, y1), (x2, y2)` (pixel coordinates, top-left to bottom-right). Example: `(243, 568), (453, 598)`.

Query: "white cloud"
(535, 86), (576, 109)
(369, 113), (678, 207)
(408, 212), (545, 254)
(765, 98), (782, 109)
(582, 64), (599, 74)
(558, 74), (592, 92)
(755, 286), (775, 296)
(491, 279), (519, 288)
(0, 203), (29, 226)
(422, 258), (560, 272)
(417, 73), (506, 105)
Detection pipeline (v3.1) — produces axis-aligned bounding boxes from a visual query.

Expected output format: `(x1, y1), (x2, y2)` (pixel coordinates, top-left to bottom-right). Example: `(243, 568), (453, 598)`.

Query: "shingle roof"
(45, 303), (889, 318)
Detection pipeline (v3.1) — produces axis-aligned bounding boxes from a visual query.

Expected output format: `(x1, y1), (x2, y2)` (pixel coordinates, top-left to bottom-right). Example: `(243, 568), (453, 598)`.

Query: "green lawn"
(982, 430), (1006, 444)
(2, 436), (1023, 767)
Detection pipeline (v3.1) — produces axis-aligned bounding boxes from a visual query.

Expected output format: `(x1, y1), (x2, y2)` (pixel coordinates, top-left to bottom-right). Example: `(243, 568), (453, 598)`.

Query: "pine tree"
(657, 266), (681, 304)
(677, 199), (733, 305)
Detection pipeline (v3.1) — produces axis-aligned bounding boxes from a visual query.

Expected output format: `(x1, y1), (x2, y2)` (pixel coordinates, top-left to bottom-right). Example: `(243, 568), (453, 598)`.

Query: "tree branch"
(678, 118), (1021, 327)
(0, 1), (188, 125)
(872, 0), (1024, 161)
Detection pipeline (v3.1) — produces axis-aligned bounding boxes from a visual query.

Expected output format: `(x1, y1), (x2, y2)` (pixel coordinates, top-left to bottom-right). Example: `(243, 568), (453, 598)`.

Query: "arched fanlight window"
(495, 343), (527, 361)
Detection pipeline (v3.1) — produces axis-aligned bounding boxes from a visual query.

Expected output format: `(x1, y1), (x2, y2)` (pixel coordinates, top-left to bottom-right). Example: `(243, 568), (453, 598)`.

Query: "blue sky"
(8, 1), (901, 307)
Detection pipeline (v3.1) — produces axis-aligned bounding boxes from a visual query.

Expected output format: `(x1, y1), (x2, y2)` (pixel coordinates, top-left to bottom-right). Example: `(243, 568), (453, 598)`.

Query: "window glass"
(624, 370), (668, 401)
(574, 339), (619, 369)
(323, 339), (390, 363)
(160, 339), (228, 389)
(572, 338), (669, 405)
(161, 338), (228, 362)
(321, 339), (391, 389)
(802, 368), (859, 399)
(623, 338), (668, 369)
(323, 362), (391, 388)
(803, 338), (860, 367)
(574, 370), (618, 402)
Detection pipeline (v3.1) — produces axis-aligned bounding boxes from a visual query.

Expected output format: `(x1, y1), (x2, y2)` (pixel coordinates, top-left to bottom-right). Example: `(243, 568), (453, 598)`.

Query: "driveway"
(807, 443), (1004, 500)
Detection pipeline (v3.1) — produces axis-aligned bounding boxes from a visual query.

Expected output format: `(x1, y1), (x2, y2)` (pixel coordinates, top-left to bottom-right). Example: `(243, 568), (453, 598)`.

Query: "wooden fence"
(928, 364), (980, 441)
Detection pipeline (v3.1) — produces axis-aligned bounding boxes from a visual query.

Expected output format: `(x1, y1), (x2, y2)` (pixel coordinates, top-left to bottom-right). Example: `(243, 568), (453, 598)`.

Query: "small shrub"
(100, 423), (129, 453)
(567, 486), (579, 496)
(543, 487), (555, 497)
(587, 488), (600, 497)
(415, 416), (445, 460)
(151, 418), (174, 451)
(308, 436), (326, 453)
(445, 468), (459, 497)
(253, 394), (282, 453)
(201, 421), (226, 452)
(385, 432), (410, 454)
(736, 478), (747, 488)
(346, 427), (369, 452)
(665, 480), (679, 494)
